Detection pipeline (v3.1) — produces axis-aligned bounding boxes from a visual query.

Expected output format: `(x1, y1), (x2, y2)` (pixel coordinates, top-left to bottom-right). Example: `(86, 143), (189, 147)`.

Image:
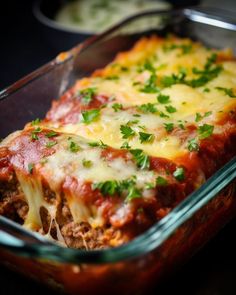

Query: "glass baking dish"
(0, 7), (236, 294)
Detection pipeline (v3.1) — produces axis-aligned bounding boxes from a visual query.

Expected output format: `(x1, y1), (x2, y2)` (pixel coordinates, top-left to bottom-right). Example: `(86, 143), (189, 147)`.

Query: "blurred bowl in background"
(33, 0), (173, 52)
(33, 0), (92, 52)
(33, 0), (201, 52)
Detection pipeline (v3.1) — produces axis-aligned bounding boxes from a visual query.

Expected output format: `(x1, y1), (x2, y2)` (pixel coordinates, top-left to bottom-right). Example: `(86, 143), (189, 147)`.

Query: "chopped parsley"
(173, 167), (185, 181)
(139, 132), (155, 143)
(120, 124), (135, 139)
(92, 177), (142, 203)
(215, 87), (236, 98)
(69, 141), (81, 153)
(105, 75), (119, 80)
(163, 43), (192, 55)
(198, 124), (214, 139)
(120, 141), (131, 149)
(88, 140), (108, 149)
(31, 118), (41, 126)
(140, 74), (160, 93)
(161, 71), (186, 88)
(112, 103), (123, 112)
(165, 105), (177, 113)
(28, 163), (34, 174)
(93, 180), (119, 196)
(195, 111), (212, 122)
(138, 103), (158, 114)
(78, 87), (97, 105)
(45, 131), (58, 138)
(81, 109), (100, 124)
(187, 138), (199, 152)
(125, 186), (142, 202)
(31, 127), (42, 140)
(156, 176), (168, 186)
(46, 141), (57, 148)
(164, 123), (174, 132)
(82, 159), (93, 168)
(130, 149), (150, 170)
(157, 93), (170, 104)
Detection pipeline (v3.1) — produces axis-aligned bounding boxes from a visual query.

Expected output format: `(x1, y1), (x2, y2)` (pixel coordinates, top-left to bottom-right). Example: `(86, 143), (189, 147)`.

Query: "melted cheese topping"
(3, 36), (236, 236)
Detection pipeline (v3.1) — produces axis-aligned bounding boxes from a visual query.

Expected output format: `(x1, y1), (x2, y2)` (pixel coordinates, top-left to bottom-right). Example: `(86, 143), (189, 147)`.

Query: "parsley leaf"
(31, 127), (42, 140)
(93, 180), (119, 196)
(28, 163), (34, 174)
(156, 176), (168, 186)
(120, 124), (135, 139)
(187, 138), (199, 152)
(125, 186), (142, 202)
(138, 103), (158, 114)
(130, 149), (150, 170)
(31, 118), (41, 126)
(165, 105), (177, 113)
(69, 141), (81, 152)
(120, 141), (131, 149)
(45, 131), (58, 138)
(78, 87), (97, 105)
(139, 132), (155, 143)
(82, 159), (93, 168)
(112, 103), (123, 112)
(164, 123), (174, 132)
(157, 93), (170, 104)
(81, 109), (100, 124)
(215, 87), (236, 98)
(88, 140), (108, 148)
(161, 71), (186, 87)
(198, 124), (214, 139)
(140, 74), (160, 93)
(195, 111), (212, 122)
(173, 167), (185, 181)
(46, 141), (57, 148)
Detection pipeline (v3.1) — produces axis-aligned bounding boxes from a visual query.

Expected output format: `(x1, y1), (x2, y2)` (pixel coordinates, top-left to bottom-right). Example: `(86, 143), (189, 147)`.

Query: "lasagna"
(0, 35), (235, 249)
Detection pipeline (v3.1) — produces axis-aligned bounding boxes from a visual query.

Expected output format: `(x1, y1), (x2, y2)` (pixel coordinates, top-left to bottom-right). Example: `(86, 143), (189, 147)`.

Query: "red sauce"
(45, 88), (109, 124)
(8, 129), (57, 174)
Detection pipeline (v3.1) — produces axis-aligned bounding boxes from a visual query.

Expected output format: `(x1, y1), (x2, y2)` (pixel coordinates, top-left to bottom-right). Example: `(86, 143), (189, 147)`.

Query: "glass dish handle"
(184, 7), (236, 31)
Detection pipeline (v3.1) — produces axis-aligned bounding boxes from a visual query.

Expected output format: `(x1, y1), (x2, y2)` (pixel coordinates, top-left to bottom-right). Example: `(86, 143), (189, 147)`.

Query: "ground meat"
(0, 175), (29, 223)
(60, 221), (124, 249)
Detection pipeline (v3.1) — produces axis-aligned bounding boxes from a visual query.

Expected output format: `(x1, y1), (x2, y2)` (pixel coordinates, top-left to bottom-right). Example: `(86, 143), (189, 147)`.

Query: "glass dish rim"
(0, 7), (236, 265)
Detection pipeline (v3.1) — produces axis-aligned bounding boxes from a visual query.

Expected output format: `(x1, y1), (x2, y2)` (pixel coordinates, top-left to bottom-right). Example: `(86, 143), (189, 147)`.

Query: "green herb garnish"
(46, 141), (57, 148)
(198, 124), (214, 139)
(173, 167), (185, 181)
(31, 118), (41, 126)
(156, 176), (168, 186)
(112, 103), (123, 112)
(88, 140), (108, 149)
(215, 87), (236, 98)
(69, 141), (81, 152)
(130, 149), (150, 170)
(78, 87), (97, 105)
(120, 124), (135, 139)
(138, 103), (158, 114)
(82, 159), (93, 168)
(165, 105), (177, 113)
(28, 163), (34, 174)
(45, 131), (58, 138)
(31, 127), (42, 140)
(157, 93), (170, 104)
(139, 132), (155, 143)
(187, 138), (199, 152)
(164, 123), (174, 132)
(81, 109), (100, 124)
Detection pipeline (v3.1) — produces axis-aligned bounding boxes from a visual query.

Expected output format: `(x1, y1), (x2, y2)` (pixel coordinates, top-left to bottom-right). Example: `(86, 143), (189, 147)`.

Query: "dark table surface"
(1, 1), (236, 294)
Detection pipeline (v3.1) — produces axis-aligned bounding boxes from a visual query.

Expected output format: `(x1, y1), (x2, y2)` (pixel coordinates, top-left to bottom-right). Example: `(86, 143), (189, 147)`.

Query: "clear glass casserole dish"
(0, 7), (236, 294)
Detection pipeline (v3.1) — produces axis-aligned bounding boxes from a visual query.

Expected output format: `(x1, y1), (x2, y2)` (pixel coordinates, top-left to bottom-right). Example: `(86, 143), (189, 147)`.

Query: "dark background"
(1, 0), (236, 294)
